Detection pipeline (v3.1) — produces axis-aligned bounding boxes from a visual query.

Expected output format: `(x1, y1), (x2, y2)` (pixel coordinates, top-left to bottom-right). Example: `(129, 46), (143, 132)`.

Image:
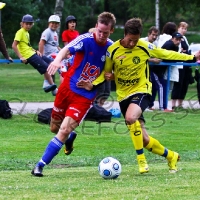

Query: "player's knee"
(50, 123), (59, 134)
(59, 126), (72, 137)
(125, 116), (137, 125)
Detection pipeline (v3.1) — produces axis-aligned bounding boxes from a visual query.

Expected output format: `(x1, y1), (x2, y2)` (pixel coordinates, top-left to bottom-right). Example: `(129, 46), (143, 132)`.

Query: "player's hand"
(149, 58), (162, 64)
(76, 79), (93, 90)
(195, 50), (200, 61)
(47, 61), (61, 75)
(20, 57), (27, 64)
(105, 72), (115, 80)
(36, 50), (42, 57)
(8, 57), (13, 62)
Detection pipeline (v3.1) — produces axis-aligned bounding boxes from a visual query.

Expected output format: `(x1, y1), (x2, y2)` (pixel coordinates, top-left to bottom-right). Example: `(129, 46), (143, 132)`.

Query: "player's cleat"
(64, 132), (77, 155)
(137, 157), (149, 174)
(43, 80), (50, 88)
(51, 88), (58, 96)
(43, 84), (57, 93)
(168, 152), (180, 173)
(31, 166), (43, 177)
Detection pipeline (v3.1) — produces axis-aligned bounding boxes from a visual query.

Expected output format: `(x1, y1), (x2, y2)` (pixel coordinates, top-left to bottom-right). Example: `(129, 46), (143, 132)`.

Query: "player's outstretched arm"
(47, 47), (71, 75)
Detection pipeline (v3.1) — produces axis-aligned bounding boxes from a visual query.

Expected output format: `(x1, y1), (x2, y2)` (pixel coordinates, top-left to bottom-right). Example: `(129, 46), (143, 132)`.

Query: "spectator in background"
(0, 29), (13, 62)
(0, 2), (13, 62)
(154, 22), (177, 111)
(141, 26), (162, 110)
(161, 32), (183, 111)
(62, 15), (79, 46)
(12, 14), (57, 94)
(141, 26), (159, 46)
(171, 22), (193, 110)
(157, 22), (177, 47)
(39, 15), (61, 96)
(39, 15), (61, 57)
(61, 15), (79, 77)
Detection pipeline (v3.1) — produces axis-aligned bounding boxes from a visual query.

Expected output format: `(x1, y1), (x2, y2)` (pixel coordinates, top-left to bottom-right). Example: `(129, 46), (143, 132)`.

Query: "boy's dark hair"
(148, 26), (159, 35)
(161, 22), (177, 36)
(124, 18), (143, 36)
(65, 15), (77, 29)
(97, 12), (116, 30)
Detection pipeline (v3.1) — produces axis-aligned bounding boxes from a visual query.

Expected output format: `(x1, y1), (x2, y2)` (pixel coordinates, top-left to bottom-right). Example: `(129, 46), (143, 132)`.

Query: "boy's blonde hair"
(88, 28), (96, 33)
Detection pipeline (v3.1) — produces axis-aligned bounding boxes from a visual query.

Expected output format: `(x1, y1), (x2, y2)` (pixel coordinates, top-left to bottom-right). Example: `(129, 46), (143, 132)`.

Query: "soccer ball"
(98, 157), (122, 179)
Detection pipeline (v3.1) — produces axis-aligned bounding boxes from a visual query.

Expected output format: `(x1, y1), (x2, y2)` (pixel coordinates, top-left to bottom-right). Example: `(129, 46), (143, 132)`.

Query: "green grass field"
(1, 112), (200, 200)
(1, 63), (200, 199)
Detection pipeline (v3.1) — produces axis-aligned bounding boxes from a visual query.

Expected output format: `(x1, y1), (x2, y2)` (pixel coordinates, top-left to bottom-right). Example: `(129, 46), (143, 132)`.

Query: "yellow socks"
(145, 136), (173, 160)
(127, 120), (144, 155)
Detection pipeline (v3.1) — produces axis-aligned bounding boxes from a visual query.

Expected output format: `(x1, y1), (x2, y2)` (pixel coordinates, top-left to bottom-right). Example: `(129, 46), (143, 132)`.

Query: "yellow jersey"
(14, 28), (35, 59)
(103, 39), (195, 102)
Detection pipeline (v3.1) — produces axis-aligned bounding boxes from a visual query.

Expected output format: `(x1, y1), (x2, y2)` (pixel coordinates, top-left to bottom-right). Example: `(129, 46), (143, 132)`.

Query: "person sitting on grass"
(12, 14), (57, 94)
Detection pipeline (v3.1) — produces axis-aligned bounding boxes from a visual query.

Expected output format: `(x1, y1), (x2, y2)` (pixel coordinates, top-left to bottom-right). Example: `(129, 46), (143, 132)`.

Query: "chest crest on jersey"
(132, 56), (140, 64)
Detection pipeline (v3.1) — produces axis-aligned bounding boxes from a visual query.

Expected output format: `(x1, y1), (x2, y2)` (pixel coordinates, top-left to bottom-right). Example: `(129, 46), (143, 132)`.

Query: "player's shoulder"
(137, 39), (156, 51)
(42, 28), (51, 34)
(138, 39), (149, 46)
(107, 38), (114, 44)
(106, 40), (121, 59)
(107, 40), (120, 51)
(78, 32), (93, 40)
(16, 28), (26, 35)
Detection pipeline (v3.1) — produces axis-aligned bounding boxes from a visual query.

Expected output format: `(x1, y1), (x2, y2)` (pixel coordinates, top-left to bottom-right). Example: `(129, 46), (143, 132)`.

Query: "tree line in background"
(1, 0), (200, 48)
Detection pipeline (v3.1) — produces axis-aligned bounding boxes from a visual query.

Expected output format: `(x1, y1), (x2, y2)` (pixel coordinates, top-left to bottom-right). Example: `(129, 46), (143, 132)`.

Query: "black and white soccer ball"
(98, 157), (122, 179)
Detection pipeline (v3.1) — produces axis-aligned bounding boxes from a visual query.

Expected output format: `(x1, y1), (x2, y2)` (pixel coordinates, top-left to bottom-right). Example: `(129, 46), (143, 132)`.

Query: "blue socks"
(36, 137), (63, 168)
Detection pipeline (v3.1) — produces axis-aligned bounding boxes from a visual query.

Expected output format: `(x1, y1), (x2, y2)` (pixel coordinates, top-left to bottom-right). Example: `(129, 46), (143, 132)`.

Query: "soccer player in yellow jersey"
(85, 17), (200, 175)
(78, 18), (200, 174)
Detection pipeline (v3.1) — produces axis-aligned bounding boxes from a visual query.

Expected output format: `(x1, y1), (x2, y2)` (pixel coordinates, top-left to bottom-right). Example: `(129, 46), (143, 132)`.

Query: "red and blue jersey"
(62, 33), (113, 100)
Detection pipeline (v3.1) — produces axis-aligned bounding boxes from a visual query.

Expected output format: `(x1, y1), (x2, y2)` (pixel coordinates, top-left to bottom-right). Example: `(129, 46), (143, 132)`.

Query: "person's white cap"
(0, 2), (6, 10)
(48, 15), (60, 23)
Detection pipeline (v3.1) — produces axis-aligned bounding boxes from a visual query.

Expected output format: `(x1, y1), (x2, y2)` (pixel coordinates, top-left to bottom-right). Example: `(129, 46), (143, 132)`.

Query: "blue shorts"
(27, 54), (52, 75)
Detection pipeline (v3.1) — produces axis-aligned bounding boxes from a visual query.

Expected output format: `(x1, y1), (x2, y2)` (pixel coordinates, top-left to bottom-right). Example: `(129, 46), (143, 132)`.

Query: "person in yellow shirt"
(78, 18), (200, 174)
(12, 14), (57, 93)
(103, 18), (200, 174)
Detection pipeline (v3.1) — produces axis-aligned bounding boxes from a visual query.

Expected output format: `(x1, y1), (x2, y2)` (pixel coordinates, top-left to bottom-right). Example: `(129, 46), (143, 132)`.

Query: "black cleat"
(31, 166), (43, 177)
(43, 84), (57, 93)
(64, 132), (77, 155)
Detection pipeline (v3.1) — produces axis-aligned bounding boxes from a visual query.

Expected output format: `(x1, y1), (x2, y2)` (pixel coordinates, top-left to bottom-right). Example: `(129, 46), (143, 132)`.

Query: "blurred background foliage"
(1, 0), (200, 58)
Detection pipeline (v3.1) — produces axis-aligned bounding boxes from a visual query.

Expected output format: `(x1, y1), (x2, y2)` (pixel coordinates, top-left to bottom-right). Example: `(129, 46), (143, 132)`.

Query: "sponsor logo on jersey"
(132, 56), (140, 64)
(69, 107), (80, 113)
(78, 62), (100, 82)
(131, 96), (140, 100)
(54, 35), (57, 41)
(118, 77), (140, 86)
(101, 55), (106, 62)
(53, 106), (64, 112)
(134, 130), (141, 136)
(74, 41), (83, 51)
(125, 51), (132, 53)
(148, 43), (154, 50)
(116, 55), (126, 60)
(74, 113), (79, 117)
